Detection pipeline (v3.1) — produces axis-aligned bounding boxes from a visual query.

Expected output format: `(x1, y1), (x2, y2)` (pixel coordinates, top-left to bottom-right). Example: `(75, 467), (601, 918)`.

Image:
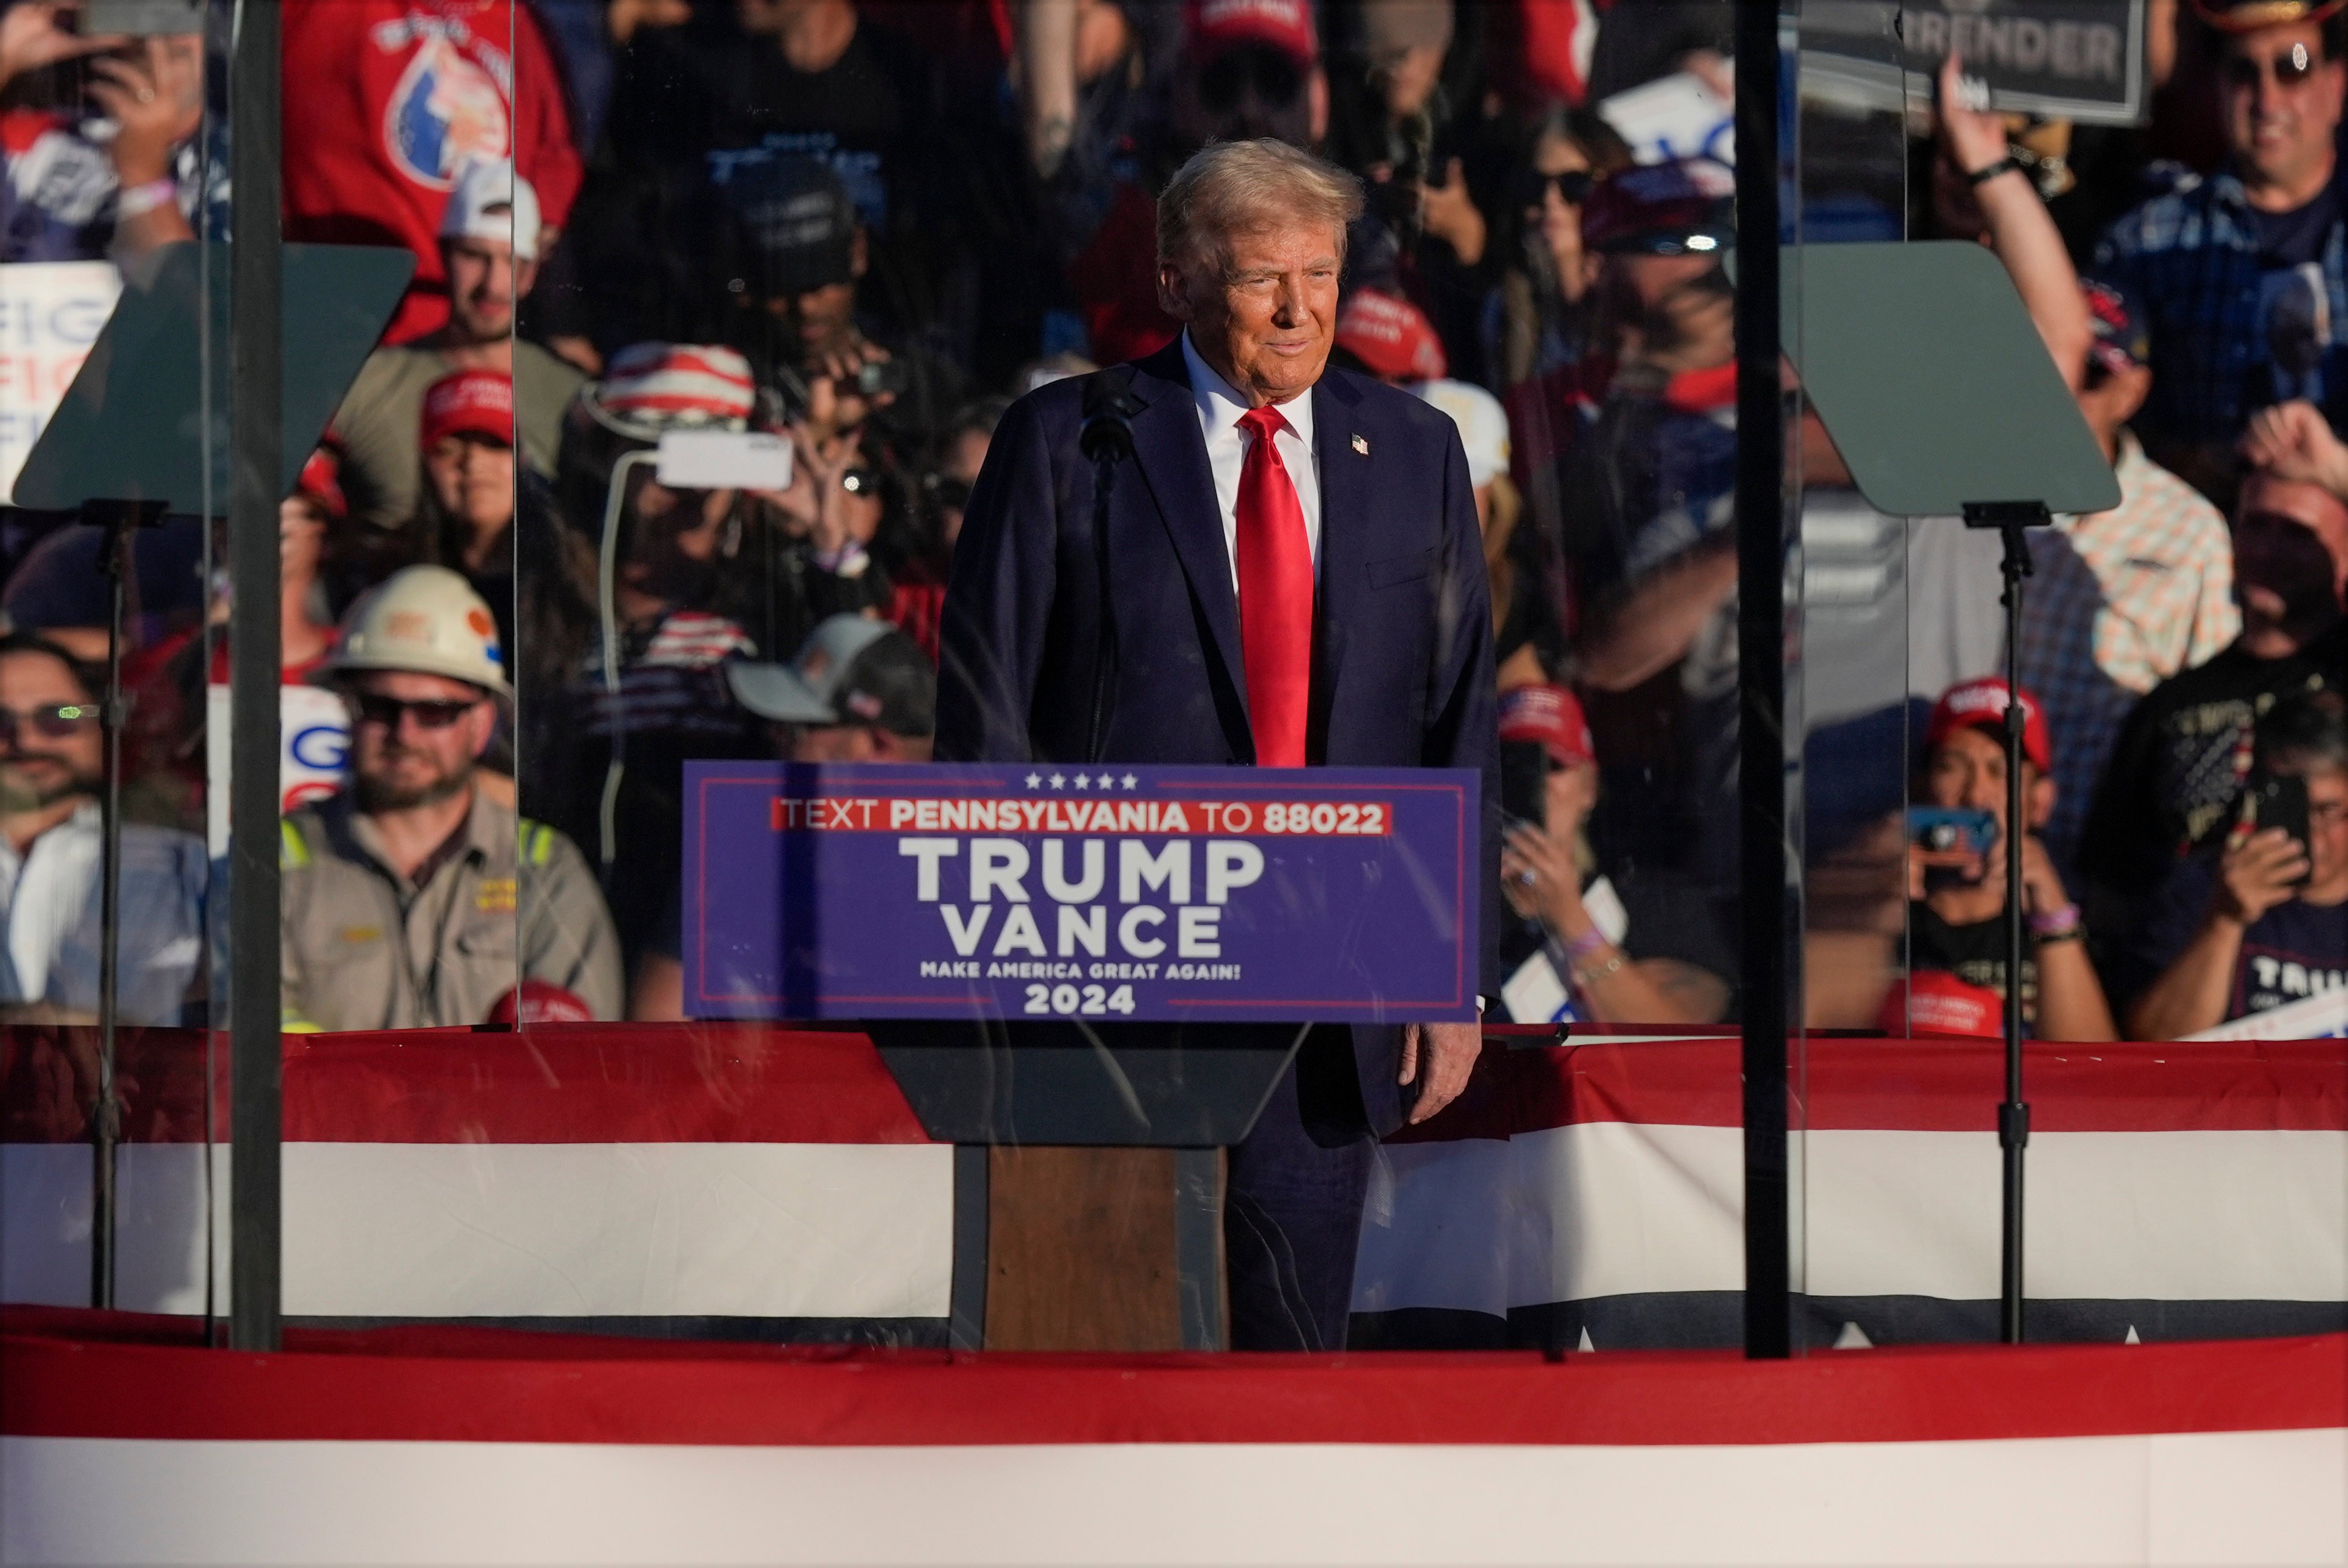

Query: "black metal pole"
(88, 515), (132, 1310)
(227, 0), (284, 1353)
(1997, 521), (2032, 1345)
(1734, 0), (1792, 1359)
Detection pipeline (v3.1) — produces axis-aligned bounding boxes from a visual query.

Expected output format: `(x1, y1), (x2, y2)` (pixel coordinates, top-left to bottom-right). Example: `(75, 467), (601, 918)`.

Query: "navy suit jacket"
(936, 339), (1502, 1135)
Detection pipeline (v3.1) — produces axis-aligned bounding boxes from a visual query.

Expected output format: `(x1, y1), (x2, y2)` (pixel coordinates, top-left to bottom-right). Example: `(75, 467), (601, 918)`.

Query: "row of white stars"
(1024, 771), (1140, 791)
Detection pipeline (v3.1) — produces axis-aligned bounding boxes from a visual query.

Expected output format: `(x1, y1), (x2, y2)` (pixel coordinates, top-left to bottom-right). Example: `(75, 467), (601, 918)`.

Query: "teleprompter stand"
(13, 240), (411, 1329)
(1763, 241), (2119, 1343)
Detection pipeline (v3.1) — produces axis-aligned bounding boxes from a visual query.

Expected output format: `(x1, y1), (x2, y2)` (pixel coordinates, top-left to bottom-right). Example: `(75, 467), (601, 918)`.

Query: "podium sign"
(681, 761), (1478, 1023)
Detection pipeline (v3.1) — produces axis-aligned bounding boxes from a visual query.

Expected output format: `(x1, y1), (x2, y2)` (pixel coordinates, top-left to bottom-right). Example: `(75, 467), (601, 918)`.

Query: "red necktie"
(1234, 405), (1313, 767)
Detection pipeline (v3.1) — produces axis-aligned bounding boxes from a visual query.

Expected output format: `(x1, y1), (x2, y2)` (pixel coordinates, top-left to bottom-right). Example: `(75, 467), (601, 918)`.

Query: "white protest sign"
(206, 682), (351, 856)
(0, 261), (123, 504)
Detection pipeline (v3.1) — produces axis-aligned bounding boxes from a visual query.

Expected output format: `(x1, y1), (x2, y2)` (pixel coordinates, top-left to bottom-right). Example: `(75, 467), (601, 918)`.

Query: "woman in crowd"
(411, 370), (520, 656)
(1495, 684), (1733, 1027)
(1488, 107), (1632, 391)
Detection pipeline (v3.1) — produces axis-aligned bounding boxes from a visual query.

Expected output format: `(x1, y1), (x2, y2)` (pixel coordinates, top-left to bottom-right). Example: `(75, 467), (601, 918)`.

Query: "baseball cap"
(716, 155), (859, 300)
(1411, 376), (1510, 489)
(441, 160), (541, 263)
(1879, 970), (2004, 1039)
(1925, 677), (2053, 774)
(580, 343), (759, 439)
(420, 370), (515, 451)
(2191, 0), (2346, 32)
(1497, 684), (1595, 769)
(727, 615), (937, 737)
(486, 981), (595, 1027)
(2082, 279), (2149, 380)
(1336, 289), (1448, 383)
(1186, 0), (1318, 65)
(1581, 157), (1736, 256)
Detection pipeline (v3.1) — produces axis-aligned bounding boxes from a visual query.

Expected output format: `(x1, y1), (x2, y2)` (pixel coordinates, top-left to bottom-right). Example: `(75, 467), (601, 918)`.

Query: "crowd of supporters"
(0, 0), (2340, 1040)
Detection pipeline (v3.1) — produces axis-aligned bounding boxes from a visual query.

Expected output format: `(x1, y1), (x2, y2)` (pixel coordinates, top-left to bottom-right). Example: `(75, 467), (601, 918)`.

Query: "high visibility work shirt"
(279, 788), (622, 1032)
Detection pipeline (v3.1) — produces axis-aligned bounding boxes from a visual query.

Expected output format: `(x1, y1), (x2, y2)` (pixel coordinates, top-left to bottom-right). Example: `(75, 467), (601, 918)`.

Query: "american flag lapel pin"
(1351, 433), (1370, 456)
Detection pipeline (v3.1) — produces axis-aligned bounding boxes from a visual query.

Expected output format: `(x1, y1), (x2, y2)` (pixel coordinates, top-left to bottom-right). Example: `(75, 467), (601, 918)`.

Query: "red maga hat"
(1336, 289), (1447, 383)
(1925, 677), (2053, 774)
(1186, 0), (1318, 66)
(419, 369), (515, 451)
(1880, 970), (2005, 1040)
(1498, 683), (1596, 769)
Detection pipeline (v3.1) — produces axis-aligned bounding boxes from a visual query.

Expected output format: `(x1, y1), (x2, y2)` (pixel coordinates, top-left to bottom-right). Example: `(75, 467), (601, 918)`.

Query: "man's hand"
(2239, 400), (2348, 496)
(1399, 1019), (1481, 1125)
(1418, 157), (1486, 266)
(2214, 826), (2308, 926)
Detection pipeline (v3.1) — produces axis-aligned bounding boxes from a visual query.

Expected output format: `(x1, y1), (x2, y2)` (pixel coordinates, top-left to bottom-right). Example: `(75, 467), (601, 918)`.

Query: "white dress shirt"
(1181, 330), (1321, 593)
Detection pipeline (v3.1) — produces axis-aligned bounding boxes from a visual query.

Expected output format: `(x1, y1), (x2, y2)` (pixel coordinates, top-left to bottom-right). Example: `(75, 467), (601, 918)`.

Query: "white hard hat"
(441, 159), (542, 263)
(1411, 377), (1511, 490)
(329, 566), (512, 697)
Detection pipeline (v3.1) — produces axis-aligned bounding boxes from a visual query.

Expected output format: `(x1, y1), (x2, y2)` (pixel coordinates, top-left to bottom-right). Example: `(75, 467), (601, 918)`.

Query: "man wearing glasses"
(0, 635), (208, 1025)
(278, 567), (621, 1033)
(2090, 0), (2348, 506)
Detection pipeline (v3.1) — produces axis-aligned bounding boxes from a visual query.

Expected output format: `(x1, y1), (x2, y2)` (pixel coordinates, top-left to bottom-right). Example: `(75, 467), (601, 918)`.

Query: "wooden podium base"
(980, 1148), (1225, 1351)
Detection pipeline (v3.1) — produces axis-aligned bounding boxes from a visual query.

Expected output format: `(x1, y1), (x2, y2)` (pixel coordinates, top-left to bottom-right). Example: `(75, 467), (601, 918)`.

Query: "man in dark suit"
(937, 139), (1500, 1351)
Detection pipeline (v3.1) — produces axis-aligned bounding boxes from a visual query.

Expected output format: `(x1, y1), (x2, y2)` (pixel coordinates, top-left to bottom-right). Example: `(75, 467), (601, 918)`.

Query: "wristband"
(116, 178), (177, 219)
(2029, 901), (2082, 938)
(1563, 927), (1611, 962)
(1965, 154), (2024, 188)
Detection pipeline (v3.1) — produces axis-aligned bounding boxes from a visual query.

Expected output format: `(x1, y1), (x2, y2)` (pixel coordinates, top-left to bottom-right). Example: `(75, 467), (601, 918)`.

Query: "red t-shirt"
(281, 0), (582, 345)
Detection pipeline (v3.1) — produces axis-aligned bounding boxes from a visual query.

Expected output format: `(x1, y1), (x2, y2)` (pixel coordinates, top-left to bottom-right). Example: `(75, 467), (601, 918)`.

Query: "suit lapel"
(1124, 341), (1249, 721)
(1311, 370), (1372, 726)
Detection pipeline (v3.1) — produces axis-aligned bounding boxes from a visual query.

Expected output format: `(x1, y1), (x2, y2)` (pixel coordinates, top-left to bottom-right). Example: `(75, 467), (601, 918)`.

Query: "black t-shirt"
(2253, 181), (2343, 266)
(2114, 851), (2348, 1022)
(1909, 901), (2042, 1031)
(2080, 641), (2338, 906)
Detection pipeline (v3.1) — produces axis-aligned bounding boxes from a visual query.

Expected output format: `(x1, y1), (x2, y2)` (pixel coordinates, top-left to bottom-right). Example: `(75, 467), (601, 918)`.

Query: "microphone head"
(1079, 370), (1140, 462)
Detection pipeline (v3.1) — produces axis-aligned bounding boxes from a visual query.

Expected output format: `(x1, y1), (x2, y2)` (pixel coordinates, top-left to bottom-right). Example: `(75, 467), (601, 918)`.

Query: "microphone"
(1080, 368), (1141, 465)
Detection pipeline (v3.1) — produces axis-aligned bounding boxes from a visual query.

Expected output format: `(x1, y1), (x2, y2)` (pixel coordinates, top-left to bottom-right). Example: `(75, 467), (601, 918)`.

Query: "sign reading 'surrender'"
(681, 762), (1479, 1023)
(1802, 1), (2147, 127)
(1896, 1), (2146, 125)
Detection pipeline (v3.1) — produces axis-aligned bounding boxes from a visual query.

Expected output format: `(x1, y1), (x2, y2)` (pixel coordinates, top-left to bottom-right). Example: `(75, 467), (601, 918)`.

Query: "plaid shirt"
(2091, 169), (2348, 451)
(2018, 433), (2240, 874)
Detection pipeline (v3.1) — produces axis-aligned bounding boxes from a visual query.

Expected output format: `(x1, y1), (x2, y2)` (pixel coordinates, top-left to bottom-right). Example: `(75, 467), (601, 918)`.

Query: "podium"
(872, 1019), (1310, 1351)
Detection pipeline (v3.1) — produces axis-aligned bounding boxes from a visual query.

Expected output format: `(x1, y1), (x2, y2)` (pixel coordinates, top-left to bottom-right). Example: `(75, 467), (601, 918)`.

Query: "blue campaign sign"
(681, 762), (1477, 1022)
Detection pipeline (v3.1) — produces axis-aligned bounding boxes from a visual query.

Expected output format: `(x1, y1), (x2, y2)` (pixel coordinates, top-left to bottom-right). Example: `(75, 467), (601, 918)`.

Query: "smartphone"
(1907, 806), (1997, 858)
(1499, 740), (1551, 832)
(77, 0), (205, 35)
(2243, 773), (2315, 888)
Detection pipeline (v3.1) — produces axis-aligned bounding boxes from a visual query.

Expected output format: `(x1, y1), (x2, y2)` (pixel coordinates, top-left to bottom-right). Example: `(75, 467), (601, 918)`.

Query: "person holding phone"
(2121, 690), (2348, 1036)
(1496, 684), (1732, 1027)
(1906, 678), (2119, 1044)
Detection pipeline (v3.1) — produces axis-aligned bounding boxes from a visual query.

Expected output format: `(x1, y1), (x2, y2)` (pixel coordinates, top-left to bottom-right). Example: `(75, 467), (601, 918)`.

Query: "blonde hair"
(1157, 139), (1365, 281)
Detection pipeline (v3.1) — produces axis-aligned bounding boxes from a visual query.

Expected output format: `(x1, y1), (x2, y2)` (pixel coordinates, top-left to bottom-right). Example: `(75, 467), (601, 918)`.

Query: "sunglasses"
(0, 702), (99, 742)
(1524, 168), (1597, 207)
(2222, 42), (2320, 88)
(350, 693), (480, 731)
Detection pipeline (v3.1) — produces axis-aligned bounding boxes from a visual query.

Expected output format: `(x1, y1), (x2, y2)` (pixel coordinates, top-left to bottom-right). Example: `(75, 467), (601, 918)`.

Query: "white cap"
(1411, 377), (1511, 490)
(440, 159), (541, 263)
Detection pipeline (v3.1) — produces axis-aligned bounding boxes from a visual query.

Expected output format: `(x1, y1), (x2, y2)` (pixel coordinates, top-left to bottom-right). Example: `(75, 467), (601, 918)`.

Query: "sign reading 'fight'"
(682, 762), (1477, 1022)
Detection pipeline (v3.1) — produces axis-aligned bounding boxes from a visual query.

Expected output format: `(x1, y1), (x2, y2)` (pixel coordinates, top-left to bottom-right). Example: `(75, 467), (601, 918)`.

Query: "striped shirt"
(2018, 433), (2240, 874)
